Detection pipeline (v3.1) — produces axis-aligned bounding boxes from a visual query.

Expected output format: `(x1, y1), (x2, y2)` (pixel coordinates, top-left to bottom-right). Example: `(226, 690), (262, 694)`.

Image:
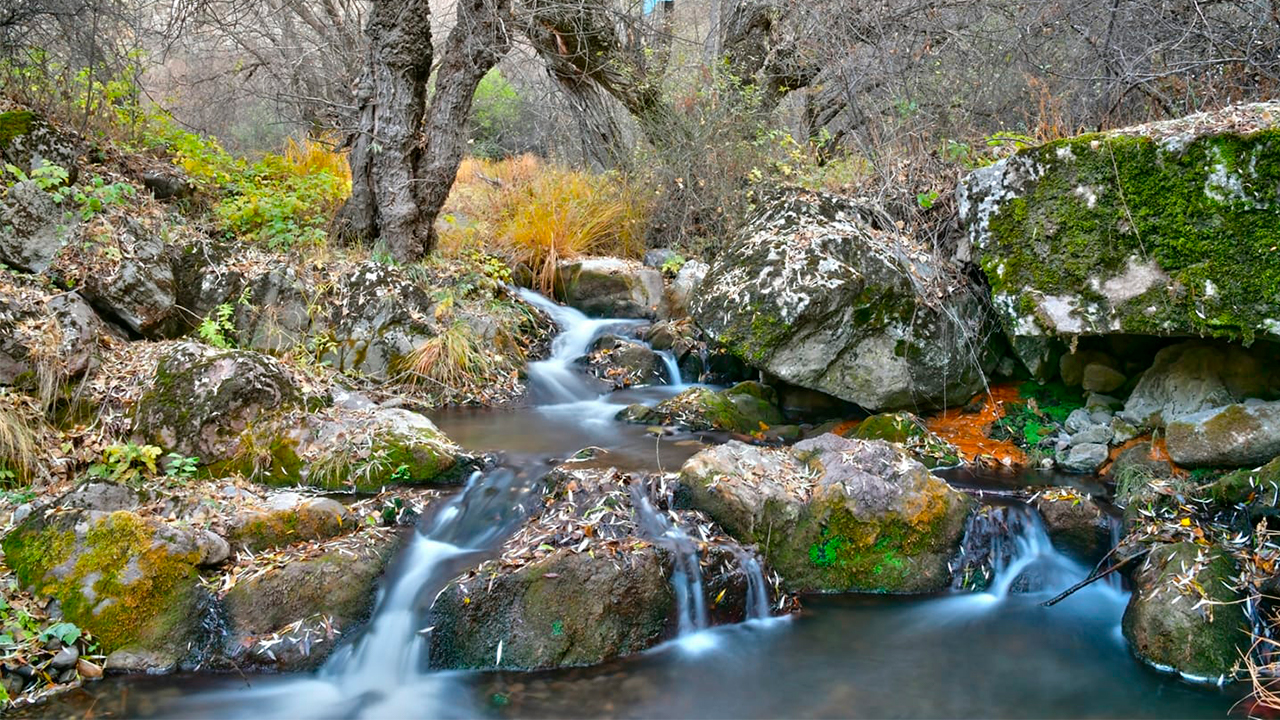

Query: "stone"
(1070, 424), (1113, 446)
(1110, 417), (1140, 445)
(1122, 542), (1248, 679)
(578, 334), (670, 388)
(0, 181), (74, 273)
(618, 383), (783, 434)
(666, 259), (709, 319)
(50, 645), (79, 670)
(957, 102), (1280, 345)
(676, 435), (974, 593)
(642, 248), (680, 268)
(690, 189), (996, 412)
(1064, 408), (1095, 434)
(227, 497), (352, 552)
(1082, 363), (1126, 394)
(66, 218), (181, 338)
(1206, 457), (1280, 515)
(1120, 340), (1280, 428)
(141, 170), (193, 200)
(847, 411), (960, 469)
(1060, 443), (1109, 474)
(1032, 491), (1112, 561)
(1060, 351), (1118, 388)
(1086, 393), (1123, 411)
(61, 482), (140, 513)
(0, 278), (110, 386)
(0, 110), (81, 185)
(554, 257), (665, 319)
(314, 263), (439, 380)
(1166, 401), (1280, 467)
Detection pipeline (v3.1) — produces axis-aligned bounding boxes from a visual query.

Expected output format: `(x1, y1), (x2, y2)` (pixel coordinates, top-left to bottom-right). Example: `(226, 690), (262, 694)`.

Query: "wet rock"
(578, 334), (669, 388)
(619, 382), (783, 434)
(1032, 490), (1112, 561)
(554, 257), (665, 319)
(1060, 443), (1109, 474)
(956, 102), (1280, 346)
(0, 181), (75, 273)
(1119, 340), (1280, 428)
(677, 435), (973, 593)
(1205, 456), (1280, 514)
(104, 648), (179, 675)
(1110, 417), (1140, 445)
(846, 411), (960, 469)
(1086, 393), (1123, 411)
(50, 645), (79, 670)
(1064, 408), (1095, 434)
(1122, 542), (1247, 679)
(691, 190), (995, 412)
(227, 497), (352, 552)
(220, 529), (400, 670)
(2, 509), (207, 666)
(1166, 401), (1280, 467)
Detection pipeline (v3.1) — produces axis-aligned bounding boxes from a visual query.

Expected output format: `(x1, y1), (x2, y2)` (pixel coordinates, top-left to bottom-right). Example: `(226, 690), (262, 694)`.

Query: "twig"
(1042, 547), (1150, 607)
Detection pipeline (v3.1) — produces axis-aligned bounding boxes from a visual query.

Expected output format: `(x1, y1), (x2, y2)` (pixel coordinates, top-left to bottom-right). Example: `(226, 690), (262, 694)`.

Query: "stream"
(25, 292), (1246, 719)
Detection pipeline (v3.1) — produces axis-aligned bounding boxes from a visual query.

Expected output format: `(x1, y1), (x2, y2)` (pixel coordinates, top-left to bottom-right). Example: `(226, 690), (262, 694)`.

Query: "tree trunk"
(336, 0), (434, 262)
(416, 0), (513, 254)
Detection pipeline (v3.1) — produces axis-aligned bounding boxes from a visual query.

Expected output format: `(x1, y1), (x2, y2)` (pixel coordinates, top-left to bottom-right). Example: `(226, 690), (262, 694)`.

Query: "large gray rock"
(0, 110), (81, 184)
(578, 334), (670, 388)
(0, 181), (74, 273)
(676, 435), (974, 593)
(1122, 542), (1247, 679)
(690, 189), (995, 412)
(554, 257), (665, 319)
(958, 102), (1280, 348)
(1165, 401), (1280, 467)
(1120, 340), (1280, 428)
(68, 218), (180, 337)
(0, 277), (109, 385)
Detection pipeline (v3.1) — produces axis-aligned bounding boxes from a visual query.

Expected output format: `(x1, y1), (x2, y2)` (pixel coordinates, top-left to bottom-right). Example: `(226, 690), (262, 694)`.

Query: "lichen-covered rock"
(553, 257), (665, 319)
(1166, 400), (1280, 467)
(667, 259), (709, 319)
(131, 343), (303, 464)
(226, 496), (352, 552)
(618, 382), (783, 434)
(676, 435), (974, 593)
(0, 110), (81, 185)
(691, 189), (995, 412)
(1, 509), (212, 669)
(958, 102), (1280, 347)
(1060, 443), (1109, 474)
(0, 274), (110, 386)
(220, 528), (400, 670)
(1120, 340), (1280, 428)
(847, 412), (960, 469)
(0, 181), (75, 273)
(1122, 542), (1247, 679)
(578, 334), (670, 388)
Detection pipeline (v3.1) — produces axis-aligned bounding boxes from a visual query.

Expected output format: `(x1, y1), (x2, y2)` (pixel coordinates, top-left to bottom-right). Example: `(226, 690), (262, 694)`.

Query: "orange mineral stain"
(926, 384), (1027, 468)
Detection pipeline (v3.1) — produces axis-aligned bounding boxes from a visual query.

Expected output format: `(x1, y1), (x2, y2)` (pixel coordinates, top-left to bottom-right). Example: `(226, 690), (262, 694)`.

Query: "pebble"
(51, 645), (79, 670)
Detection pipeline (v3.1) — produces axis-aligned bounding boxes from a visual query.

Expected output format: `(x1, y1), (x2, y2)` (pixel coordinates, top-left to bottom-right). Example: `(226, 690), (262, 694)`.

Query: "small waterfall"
(953, 502), (1083, 599)
(731, 547), (771, 621)
(628, 484), (708, 635)
(516, 288), (642, 404)
(657, 349), (682, 386)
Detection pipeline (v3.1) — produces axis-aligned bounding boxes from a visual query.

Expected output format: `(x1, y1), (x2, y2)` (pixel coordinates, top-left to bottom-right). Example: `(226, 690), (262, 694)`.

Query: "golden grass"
(0, 396), (39, 485)
(283, 134), (352, 186)
(438, 154), (649, 290)
(399, 322), (497, 392)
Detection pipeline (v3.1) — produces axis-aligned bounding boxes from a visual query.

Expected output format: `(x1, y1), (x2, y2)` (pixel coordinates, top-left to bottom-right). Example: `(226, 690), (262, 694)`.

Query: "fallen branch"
(1042, 548), (1151, 607)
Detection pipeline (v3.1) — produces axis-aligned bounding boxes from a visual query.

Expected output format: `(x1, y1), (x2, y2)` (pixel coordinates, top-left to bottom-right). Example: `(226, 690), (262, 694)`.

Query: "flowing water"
(22, 292), (1247, 719)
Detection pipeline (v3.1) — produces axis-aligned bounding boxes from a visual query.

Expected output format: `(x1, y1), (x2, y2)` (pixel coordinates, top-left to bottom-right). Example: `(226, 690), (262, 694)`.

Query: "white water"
(731, 547), (772, 621)
(628, 484), (710, 638)
(517, 288), (646, 404)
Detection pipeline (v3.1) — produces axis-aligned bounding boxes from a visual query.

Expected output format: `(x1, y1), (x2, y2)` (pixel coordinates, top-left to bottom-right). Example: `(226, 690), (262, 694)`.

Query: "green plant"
(163, 452), (199, 479)
(916, 191), (939, 209)
(70, 175), (135, 219)
(3, 162), (68, 191)
(389, 464), (411, 483)
(38, 621), (81, 646)
(86, 442), (162, 484)
(197, 303), (236, 348)
(660, 254), (687, 276)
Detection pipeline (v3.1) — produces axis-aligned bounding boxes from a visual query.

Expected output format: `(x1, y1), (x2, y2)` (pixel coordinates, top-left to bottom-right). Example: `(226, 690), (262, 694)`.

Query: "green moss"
(1208, 456), (1280, 507)
(2, 512), (199, 653)
(0, 111), (36, 150)
(986, 129), (1280, 342)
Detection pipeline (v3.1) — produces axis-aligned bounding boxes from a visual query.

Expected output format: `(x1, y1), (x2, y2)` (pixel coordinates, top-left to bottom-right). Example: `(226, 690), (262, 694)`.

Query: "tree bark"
(336, 0), (434, 261)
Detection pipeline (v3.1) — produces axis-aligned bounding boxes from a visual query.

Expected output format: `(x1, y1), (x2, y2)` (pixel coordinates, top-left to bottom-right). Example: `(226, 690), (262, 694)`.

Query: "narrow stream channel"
(24, 292), (1246, 719)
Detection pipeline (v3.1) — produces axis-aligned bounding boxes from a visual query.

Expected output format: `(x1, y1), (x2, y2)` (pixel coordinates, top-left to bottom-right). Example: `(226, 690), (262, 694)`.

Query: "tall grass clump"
(399, 322), (497, 393)
(0, 396), (38, 486)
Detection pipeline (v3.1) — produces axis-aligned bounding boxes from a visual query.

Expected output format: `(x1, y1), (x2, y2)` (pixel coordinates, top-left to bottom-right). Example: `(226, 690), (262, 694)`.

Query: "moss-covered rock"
(226, 496), (352, 552)
(958, 102), (1280, 350)
(1165, 400), (1280, 467)
(0, 110), (80, 185)
(1121, 542), (1247, 679)
(1119, 340), (1280, 428)
(1, 510), (208, 668)
(848, 411), (960, 469)
(676, 434), (974, 593)
(1206, 456), (1280, 513)
(690, 188), (996, 412)
(1031, 488), (1113, 561)
(617, 383), (784, 434)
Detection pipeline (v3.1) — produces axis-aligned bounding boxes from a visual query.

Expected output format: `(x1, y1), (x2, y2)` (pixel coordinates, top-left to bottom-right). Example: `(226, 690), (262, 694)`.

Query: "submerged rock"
(958, 102), (1280, 348)
(1122, 542), (1247, 679)
(618, 382), (783, 434)
(1166, 401), (1280, 467)
(691, 189), (995, 412)
(676, 435), (973, 593)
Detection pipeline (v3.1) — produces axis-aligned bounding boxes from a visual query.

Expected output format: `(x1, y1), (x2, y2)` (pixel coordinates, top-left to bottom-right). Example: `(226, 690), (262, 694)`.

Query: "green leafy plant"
(39, 622), (82, 646)
(660, 254), (687, 276)
(164, 452), (200, 479)
(916, 191), (939, 209)
(197, 303), (236, 348)
(3, 162), (69, 191)
(86, 442), (162, 483)
(70, 174), (135, 219)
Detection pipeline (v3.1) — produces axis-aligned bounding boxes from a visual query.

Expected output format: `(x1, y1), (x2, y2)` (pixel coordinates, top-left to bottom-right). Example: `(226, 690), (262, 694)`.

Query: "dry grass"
(438, 155), (649, 291)
(399, 322), (498, 394)
(0, 394), (39, 486)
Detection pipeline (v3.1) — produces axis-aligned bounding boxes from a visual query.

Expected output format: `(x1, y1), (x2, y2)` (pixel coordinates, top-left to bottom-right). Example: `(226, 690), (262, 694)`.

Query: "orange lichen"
(926, 385), (1027, 467)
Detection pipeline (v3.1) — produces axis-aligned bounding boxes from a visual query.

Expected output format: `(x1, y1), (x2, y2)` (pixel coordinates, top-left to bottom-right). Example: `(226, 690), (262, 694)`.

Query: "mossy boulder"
(1031, 489), (1113, 561)
(1206, 456), (1280, 513)
(0, 509), (217, 670)
(848, 411), (960, 469)
(690, 188), (996, 412)
(676, 434), (974, 593)
(226, 496), (352, 552)
(553, 257), (665, 319)
(1166, 400), (1280, 467)
(1119, 340), (1280, 428)
(1122, 542), (1248, 679)
(0, 110), (81, 185)
(220, 528), (401, 670)
(0, 180), (76, 274)
(958, 102), (1280, 352)
(618, 382), (784, 433)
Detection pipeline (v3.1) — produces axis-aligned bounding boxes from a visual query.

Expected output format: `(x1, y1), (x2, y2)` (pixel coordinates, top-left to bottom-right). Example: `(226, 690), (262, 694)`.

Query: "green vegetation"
(86, 442), (163, 484)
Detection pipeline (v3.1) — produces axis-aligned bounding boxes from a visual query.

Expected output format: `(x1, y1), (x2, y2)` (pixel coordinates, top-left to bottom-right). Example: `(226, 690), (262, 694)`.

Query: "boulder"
(691, 189), (995, 412)
(1081, 363), (1126, 394)
(1120, 340), (1280, 428)
(227, 497), (352, 552)
(1122, 542), (1248, 679)
(958, 102), (1280, 346)
(618, 382), (783, 434)
(578, 334), (670, 388)
(58, 218), (181, 338)
(0, 276), (109, 386)
(554, 257), (665, 319)
(667, 259), (709, 319)
(1205, 456), (1280, 513)
(676, 435), (974, 593)
(1166, 401), (1280, 467)
(0, 110), (81, 184)
(1, 509), (210, 669)
(220, 529), (400, 670)
(141, 170), (193, 201)
(847, 411), (960, 469)
(0, 181), (74, 273)
(1032, 489), (1113, 560)
(1060, 443), (1109, 474)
